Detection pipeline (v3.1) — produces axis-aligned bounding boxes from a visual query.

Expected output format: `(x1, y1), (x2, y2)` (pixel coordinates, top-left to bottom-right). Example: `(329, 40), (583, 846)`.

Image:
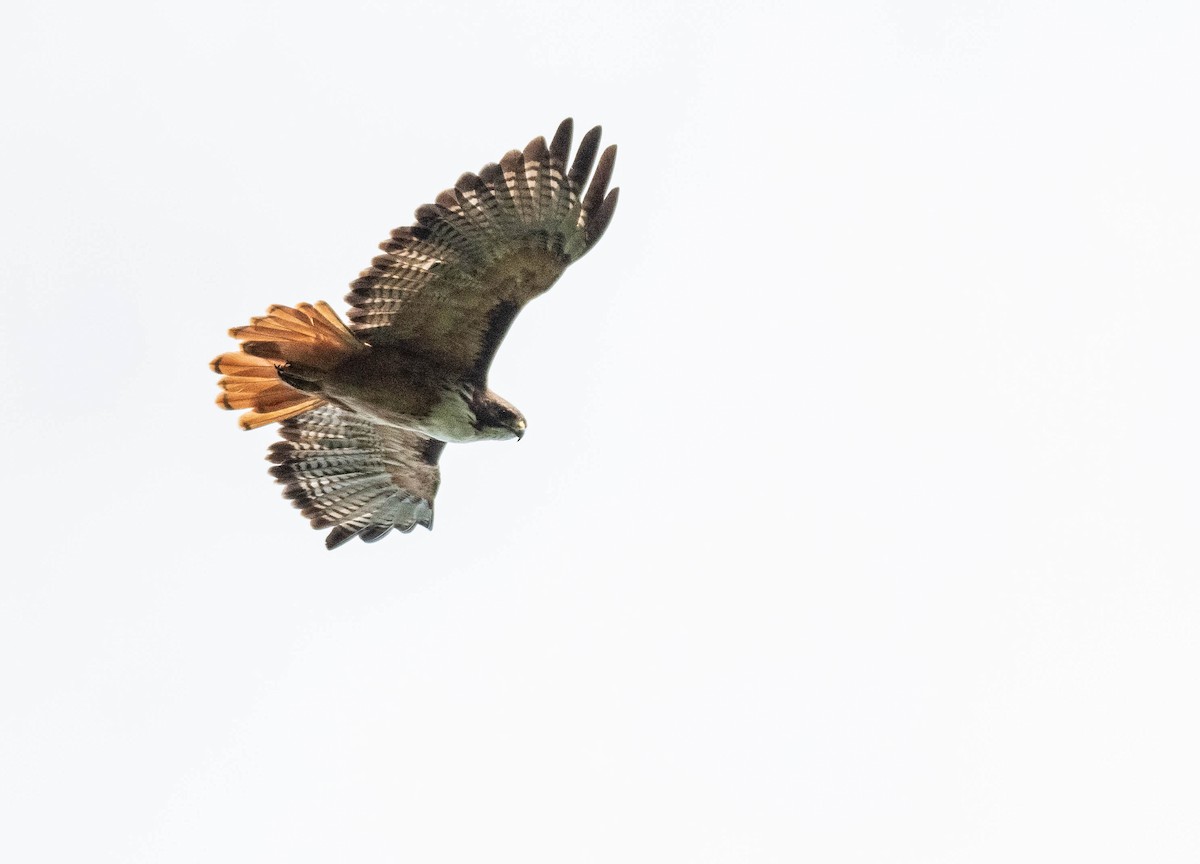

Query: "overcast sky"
(3, 1), (1199, 861)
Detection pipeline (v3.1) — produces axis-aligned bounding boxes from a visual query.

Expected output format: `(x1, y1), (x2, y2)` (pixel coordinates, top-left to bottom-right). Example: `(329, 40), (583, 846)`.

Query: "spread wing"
(267, 405), (445, 550)
(345, 118), (619, 382)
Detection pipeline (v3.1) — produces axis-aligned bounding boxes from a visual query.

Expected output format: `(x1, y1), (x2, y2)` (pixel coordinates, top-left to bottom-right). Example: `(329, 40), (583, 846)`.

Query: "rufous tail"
(211, 301), (364, 430)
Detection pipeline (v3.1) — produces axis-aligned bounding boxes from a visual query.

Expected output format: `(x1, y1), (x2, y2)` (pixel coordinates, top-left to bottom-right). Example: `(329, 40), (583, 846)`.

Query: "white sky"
(3, 1), (1199, 861)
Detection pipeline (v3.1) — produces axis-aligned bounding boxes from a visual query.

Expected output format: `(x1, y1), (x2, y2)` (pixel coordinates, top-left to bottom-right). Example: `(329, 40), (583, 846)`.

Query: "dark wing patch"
(346, 118), (619, 382)
(469, 299), (521, 384)
(267, 405), (444, 549)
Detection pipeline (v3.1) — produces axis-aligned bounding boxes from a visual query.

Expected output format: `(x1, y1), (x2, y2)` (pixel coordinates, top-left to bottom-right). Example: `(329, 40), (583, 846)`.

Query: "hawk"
(211, 118), (618, 549)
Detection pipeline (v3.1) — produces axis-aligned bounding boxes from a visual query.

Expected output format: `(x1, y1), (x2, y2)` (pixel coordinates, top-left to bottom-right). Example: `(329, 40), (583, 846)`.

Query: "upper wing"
(268, 404), (445, 550)
(345, 117), (618, 382)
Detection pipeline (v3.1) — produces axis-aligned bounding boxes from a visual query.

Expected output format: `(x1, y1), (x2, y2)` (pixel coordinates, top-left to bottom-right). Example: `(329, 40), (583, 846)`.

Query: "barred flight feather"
(267, 405), (443, 549)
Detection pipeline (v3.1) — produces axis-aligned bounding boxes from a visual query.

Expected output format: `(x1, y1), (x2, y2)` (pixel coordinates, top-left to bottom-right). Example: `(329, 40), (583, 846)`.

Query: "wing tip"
(325, 525), (362, 550)
(585, 187), (620, 248)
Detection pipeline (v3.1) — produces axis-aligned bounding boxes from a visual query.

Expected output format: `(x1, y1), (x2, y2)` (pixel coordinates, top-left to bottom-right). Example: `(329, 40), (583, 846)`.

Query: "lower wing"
(267, 405), (446, 549)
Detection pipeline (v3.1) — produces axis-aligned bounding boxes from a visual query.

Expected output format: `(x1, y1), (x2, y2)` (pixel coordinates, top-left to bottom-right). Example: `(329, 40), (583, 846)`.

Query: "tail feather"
(212, 301), (364, 430)
(228, 301), (363, 370)
(230, 382), (311, 413)
(211, 350), (324, 429)
(241, 401), (327, 430)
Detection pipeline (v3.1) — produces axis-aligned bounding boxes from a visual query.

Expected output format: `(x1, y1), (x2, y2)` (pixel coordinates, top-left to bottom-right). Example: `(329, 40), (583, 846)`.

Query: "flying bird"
(211, 118), (618, 549)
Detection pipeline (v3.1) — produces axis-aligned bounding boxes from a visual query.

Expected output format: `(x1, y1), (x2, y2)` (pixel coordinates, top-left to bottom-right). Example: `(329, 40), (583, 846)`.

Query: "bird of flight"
(211, 119), (619, 549)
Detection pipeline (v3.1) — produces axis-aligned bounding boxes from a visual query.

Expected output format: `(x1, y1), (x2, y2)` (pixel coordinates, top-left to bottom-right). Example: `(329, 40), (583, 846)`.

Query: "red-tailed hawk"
(211, 118), (618, 549)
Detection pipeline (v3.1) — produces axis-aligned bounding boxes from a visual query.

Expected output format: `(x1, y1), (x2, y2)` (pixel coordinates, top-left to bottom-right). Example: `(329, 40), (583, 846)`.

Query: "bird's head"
(472, 392), (526, 441)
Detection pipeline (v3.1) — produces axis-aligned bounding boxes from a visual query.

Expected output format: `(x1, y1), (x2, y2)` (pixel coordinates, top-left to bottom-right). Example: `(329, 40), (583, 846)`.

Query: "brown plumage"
(212, 118), (619, 549)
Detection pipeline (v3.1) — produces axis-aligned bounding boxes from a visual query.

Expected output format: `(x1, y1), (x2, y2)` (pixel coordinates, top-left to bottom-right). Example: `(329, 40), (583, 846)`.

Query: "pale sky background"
(2, 1), (1199, 861)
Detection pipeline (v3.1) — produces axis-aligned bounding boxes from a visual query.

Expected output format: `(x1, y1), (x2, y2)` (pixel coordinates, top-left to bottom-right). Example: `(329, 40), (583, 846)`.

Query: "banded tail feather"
(209, 350), (323, 430)
(211, 301), (364, 430)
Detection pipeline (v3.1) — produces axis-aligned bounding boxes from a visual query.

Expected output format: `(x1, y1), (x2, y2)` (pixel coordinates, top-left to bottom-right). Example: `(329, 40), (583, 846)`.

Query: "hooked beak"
(514, 421), (526, 441)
